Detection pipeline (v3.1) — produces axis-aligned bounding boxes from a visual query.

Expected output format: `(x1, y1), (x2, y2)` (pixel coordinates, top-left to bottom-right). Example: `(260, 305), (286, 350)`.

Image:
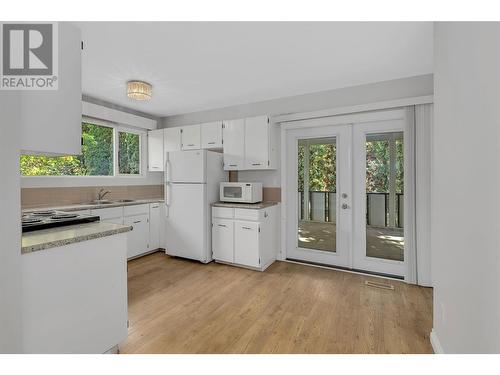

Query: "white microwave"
(220, 182), (263, 203)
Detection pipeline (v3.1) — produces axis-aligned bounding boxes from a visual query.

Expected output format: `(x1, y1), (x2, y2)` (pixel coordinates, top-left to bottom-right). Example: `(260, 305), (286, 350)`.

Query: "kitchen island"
(21, 222), (132, 353)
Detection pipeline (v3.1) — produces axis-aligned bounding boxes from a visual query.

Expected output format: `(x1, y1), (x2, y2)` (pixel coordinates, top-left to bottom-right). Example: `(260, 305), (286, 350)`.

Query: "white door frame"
(280, 107), (417, 283)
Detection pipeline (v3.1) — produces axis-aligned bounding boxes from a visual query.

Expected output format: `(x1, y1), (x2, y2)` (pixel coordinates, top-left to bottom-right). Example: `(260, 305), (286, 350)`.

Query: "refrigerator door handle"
(165, 159), (171, 184)
(164, 180), (171, 218)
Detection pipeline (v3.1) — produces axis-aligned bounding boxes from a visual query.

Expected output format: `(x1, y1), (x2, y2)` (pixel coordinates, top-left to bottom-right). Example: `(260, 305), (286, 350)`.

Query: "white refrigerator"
(164, 149), (227, 263)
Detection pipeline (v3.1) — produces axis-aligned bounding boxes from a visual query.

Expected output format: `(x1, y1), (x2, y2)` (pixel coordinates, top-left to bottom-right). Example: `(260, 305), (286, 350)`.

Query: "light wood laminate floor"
(120, 252), (433, 354)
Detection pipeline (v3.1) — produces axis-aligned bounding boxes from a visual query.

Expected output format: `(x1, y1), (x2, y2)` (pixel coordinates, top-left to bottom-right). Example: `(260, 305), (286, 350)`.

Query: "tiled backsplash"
(263, 187), (281, 202)
(21, 182), (280, 209)
(21, 185), (164, 209)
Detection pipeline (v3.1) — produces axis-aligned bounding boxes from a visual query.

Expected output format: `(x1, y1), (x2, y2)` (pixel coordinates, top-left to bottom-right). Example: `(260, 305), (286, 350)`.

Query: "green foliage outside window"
(20, 122), (141, 176)
(118, 132), (140, 175)
(297, 135), (403, 194)
(366, 138), (404, 193)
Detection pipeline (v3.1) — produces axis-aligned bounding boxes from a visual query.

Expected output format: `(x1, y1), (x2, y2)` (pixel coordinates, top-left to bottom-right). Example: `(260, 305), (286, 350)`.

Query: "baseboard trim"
(430, 329), (444, 354)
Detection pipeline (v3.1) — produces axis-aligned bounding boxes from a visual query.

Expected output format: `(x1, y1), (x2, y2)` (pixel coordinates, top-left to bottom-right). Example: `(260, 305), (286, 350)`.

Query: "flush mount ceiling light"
(127, 80), (152, 101)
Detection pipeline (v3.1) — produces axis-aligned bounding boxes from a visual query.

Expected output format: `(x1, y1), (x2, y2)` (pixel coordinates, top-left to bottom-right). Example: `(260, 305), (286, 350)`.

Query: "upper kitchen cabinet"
(201, 121), (223, 149)
(244, 115), (277, 170)
(20, 22), (82, 155)
(223, 115), (278, 171)
(222, 119), (245, 170)
(147, 129), (164, 171)
(180, 125), (201, 150)
(164, 127), (182, 153)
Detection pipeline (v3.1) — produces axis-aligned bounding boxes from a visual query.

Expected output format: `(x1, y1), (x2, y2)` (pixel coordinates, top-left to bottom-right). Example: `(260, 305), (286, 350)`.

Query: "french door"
(285, 112), (411, 278)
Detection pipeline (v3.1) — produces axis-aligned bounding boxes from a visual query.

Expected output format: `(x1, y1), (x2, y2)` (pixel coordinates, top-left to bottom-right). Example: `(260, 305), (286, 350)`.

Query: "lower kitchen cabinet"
(234, 221), (260, 268)
(212, 218), (234, 263)
(149, 202), (164, 250)
(90, 203), (164, 259)
(211, 204), (278, 271)
(124, 214), (150, 259)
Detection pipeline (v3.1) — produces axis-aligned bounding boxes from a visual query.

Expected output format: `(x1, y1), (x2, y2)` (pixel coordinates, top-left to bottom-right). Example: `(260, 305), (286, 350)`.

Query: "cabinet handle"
(208, 142), (216, 145)
(252, 163), (262, 166)
(187, 144), (195, 147)
(218, 224), (227, 228)
(242, 226), (252, 230)
(229, 164), (237, 167)
(133, 220), (141, 224)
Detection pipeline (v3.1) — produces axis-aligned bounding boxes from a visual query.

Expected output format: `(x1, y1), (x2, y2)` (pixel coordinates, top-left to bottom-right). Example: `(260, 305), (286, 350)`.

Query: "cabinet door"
(212, 218), (234, 263)
(91, 207), (123, 224)
(159, 204), (167, 249)
(181, 125), (201, 150)
(21, 22), (82, 155)
(124, 214), (149, 259)
(164, 127), (182, 153)
(223, 119), (245, 170)
(148, 129), (164, 172)
(234, 221), (260, 267)
(201, 121), (223, 149)
(244, 115), (269, 169)
(149, 203), (161, 250)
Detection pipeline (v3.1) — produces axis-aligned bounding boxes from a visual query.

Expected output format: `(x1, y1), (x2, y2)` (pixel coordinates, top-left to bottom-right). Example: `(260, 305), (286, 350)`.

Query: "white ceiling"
(76, 22), (433, 117)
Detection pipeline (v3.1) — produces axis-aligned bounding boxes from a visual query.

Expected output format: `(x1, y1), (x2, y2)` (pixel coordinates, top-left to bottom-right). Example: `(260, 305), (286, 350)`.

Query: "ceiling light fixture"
(127, 80), (152, 101)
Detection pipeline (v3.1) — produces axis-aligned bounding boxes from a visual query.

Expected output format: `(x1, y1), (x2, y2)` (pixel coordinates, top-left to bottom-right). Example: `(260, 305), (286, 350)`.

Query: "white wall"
(162, 74), (433, 127)
(0, 93), (23, 353)
(162, 74), (433, 188)
(432, 22), (500, 353)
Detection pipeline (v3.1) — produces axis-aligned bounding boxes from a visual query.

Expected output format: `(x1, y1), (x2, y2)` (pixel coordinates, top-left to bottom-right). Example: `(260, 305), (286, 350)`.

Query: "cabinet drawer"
(91, 206), (123, 220)
(234, 208), (266, 221)
(124, 204), (149, 217)
(212, 207), (234, 219)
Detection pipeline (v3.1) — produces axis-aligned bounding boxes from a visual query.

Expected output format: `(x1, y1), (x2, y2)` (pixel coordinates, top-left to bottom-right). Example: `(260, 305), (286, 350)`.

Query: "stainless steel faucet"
(97, 188), (111, 201)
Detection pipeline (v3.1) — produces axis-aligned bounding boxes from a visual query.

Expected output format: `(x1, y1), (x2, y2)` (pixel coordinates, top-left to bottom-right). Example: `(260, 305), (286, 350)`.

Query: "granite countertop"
(212, 201), (278, 209)
(22, 222), (133, 254)
(22, 198), (164, 213)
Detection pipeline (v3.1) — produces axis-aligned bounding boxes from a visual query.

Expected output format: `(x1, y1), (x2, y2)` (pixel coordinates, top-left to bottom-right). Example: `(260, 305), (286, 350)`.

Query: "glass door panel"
(365, 132), (404, 262)
(297, 137), (337, 253)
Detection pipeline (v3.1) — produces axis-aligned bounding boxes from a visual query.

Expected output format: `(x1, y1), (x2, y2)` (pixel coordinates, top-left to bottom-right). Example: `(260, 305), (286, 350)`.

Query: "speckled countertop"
(212, 201), (278, 209)
(22, 222), (132, 254)
(22, 198), (164, 213)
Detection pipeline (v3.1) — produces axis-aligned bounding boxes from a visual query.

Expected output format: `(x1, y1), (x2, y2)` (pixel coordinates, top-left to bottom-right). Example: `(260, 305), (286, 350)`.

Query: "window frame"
(20, 118), (146, 178)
